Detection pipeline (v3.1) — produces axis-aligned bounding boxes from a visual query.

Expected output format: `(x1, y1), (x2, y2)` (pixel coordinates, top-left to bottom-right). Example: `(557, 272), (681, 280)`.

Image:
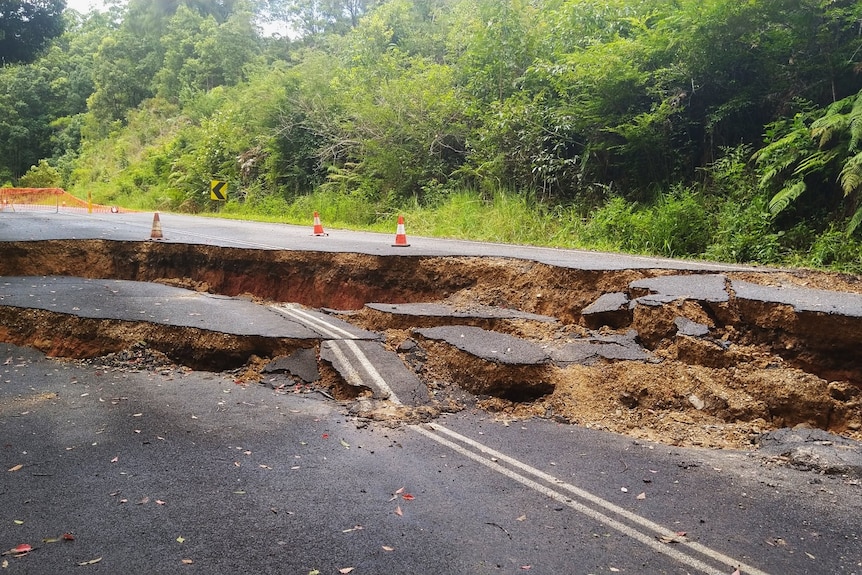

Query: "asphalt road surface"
(0, 209), (749, 271)
(2, 342), (860, 574)
(1, 210), (861, 574)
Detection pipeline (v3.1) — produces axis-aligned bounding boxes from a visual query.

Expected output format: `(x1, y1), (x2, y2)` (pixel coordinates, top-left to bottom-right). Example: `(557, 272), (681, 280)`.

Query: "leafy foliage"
(0, 0), (65, 64)
(18, 159), (61, 187)
(756, 91), (862, 234)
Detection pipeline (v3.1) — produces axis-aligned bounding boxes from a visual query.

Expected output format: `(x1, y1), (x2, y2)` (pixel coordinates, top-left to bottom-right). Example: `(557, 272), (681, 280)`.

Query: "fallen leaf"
(636, 492), (646, 500)
(11, 544), (32, 556)
(394, 506), (403, 516)
(137, 497), (149, 505)
(7, 464), (23, 472)
(342, 525), (364, 533)
(402, 493), (415, 501)
(181, 559), (194, 565)
(731, 569), (741, 575)
(340, 439), (350, 449)
(132, 413), (143, 417)
(322, 434), (329, 439)
(2, 559), (8, 568)
(43, 537), (61, 544)
(805, 552), (816, 560)
(13, 520), (24, 525)
(63, 533), (75, 541)
(77, 557), (102, 566)
(516, 514), (527, 521)
(521, 566), (531, 571)
(394, 487), (405, 494)
(308, 570), (320, 575)
(110, 456), (118, 463)
(339, 568), (354, 574)
(382, 546), (394, 552)
(176, 537), (185, 544)
(156, 500), (166, 505)
(609, 568), (620, 573)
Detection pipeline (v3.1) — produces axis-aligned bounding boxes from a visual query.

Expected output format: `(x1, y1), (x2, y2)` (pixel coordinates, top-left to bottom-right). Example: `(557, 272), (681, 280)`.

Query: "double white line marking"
(271, 302), (769, 574)
(269, 303), (360, 340)
(411, 422), (770, 575)
(269, 304), (402, 403)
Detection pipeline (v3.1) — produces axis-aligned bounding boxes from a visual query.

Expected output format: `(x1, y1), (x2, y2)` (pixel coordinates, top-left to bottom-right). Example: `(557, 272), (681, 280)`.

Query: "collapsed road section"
(0, 238), (861, 449)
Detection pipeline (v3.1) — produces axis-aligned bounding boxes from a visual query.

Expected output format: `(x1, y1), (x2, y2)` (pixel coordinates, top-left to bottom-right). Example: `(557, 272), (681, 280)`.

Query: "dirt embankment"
(1, 239), (861, 449)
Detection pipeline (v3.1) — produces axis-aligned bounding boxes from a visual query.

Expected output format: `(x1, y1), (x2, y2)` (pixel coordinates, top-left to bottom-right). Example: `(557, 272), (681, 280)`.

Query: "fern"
(848, 93), (862, 152)
(847, 205), (862, 235)
(839, 152), (862, 196)
(792, 149), (835, 177)
(768, 180), (806, 215)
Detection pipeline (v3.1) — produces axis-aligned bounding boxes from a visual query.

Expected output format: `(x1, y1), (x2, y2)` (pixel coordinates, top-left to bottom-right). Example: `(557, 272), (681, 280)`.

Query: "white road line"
(410, 425), (735, 575)
(269, 304), (359, 340)
(303, 311), (771, 574)
(324, 340), (403, 404)
(415, 423), (771, 575)
(342, 339), (402, 405)
(267, 304), (402, 402)
(270, 292), (768, 574)
(324, 340), (367, 389)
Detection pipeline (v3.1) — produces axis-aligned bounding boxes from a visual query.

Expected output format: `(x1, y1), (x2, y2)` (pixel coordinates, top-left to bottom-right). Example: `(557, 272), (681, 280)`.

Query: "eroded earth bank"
(1, 239), (861, 452)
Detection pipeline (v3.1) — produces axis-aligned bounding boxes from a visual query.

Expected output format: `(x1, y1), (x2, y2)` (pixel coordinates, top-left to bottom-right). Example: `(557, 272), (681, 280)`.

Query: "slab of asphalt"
(733, 280), (862, 317)
(549, 330), (654, 365)
(0, 276), (323, 339)
(364, 302), (558, 323)
(319, 340), (430, 405)
(630, 274), (731, 305)
(414, 326), (551, 365)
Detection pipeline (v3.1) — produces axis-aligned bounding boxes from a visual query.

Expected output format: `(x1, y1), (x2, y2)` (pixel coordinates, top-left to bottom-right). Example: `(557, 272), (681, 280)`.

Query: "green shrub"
(806, 227), (862, 273)
(18, 159), (61, 188)
(704, 194), (786, 264)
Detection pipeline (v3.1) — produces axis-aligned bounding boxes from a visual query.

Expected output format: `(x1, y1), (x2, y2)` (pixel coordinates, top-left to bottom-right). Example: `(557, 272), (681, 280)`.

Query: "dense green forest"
(3, 0), (862, 270)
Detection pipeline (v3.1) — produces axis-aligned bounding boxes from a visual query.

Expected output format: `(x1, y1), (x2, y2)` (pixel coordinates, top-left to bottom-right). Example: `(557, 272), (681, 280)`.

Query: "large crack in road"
(1, 239), (861, 450)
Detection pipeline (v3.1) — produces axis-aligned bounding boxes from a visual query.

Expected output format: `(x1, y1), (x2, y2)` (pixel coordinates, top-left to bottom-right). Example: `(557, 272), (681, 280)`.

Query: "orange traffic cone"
(150, 212), (164, 240)
(392, 215), (410, 247)
(311, 211), (328, 236)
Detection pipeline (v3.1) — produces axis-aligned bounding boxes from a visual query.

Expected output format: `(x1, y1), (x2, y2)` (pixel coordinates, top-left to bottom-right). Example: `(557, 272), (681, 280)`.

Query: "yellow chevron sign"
(210, 180), (228, 201)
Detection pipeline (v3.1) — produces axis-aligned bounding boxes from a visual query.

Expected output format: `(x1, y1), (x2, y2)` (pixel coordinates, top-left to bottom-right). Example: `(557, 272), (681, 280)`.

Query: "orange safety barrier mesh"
(0, 188), (128, 214)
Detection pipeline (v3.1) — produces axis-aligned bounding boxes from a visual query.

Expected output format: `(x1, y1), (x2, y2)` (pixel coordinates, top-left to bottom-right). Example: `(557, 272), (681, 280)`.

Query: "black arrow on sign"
(211, 181), (227, 200)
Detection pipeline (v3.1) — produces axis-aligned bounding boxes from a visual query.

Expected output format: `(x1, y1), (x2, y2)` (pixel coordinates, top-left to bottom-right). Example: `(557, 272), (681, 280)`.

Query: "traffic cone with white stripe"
(311, 211), (328, 236)
(150, 212), (164, 240)
(392, 215), (410, 247)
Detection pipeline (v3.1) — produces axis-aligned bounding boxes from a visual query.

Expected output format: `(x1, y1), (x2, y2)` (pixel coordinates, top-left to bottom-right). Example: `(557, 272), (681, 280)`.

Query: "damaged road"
(0, 212), (861, 450)
(1, 212), (862, 573)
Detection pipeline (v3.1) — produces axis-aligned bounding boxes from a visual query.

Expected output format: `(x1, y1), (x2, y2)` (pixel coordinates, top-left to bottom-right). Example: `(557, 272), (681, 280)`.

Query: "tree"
(266, 0), (379, 38)
(0, 0), (65, 64)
